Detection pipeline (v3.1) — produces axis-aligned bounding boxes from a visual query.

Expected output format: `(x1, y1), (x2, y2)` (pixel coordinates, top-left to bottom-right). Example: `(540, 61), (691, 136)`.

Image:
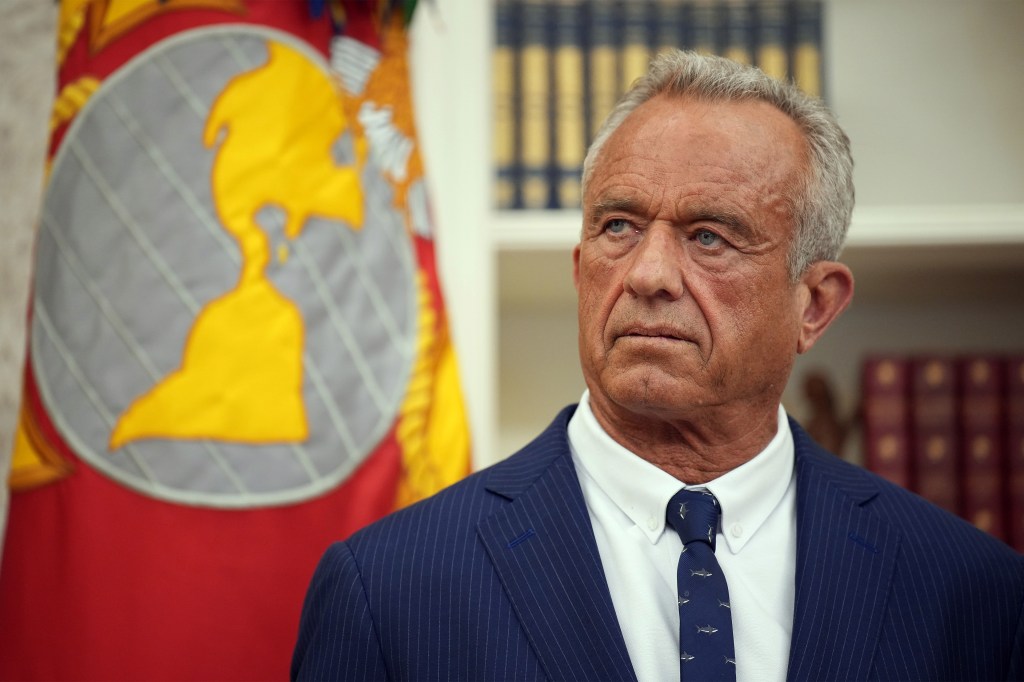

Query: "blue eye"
(695, 229), (720, 246)
(605, 218), (631, 235)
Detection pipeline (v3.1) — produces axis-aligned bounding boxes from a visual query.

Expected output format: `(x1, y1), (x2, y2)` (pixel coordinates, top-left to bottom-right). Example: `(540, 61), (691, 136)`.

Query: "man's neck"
(587, 399), (781, 484)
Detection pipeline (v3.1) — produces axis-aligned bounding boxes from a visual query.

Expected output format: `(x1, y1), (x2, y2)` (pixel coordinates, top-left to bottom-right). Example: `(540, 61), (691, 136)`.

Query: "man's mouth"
(620, 326), (688, 342)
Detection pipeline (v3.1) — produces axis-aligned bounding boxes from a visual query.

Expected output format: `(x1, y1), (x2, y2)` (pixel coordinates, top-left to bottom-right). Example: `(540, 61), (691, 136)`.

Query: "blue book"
(793, 0), (824, 97)
(621, 0), (652, 90)
(723, 1), (754, 65)
(553, 0), (586, 209)
(755, 0), (791, 82)
(519, 0), (554, 209)
(655, 0), (688, 56)
(690, 0), (720, 55)
(587, 0), (619, 142)
(493, 0), (519, 209)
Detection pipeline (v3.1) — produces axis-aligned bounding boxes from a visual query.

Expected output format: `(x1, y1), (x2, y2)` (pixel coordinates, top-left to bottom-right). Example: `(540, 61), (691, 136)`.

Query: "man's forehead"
(616, 94), (807, 155)
(596, 96), (806, 181)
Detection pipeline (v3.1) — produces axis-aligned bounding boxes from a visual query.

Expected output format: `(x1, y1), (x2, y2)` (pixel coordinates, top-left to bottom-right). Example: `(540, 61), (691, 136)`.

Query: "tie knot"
(666, 489), (720, 550)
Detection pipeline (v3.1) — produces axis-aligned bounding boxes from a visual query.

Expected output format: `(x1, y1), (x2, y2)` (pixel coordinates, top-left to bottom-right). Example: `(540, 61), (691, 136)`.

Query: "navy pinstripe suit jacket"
(292, 405), (1024, 681)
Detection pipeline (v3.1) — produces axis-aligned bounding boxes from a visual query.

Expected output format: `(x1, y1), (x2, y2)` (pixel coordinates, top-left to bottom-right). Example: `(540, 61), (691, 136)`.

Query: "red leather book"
(910, 356), (959, 515)
(861, 356), (912, 489)
(957, 357), (1005, 540)
(1005, 356), (1024, 552)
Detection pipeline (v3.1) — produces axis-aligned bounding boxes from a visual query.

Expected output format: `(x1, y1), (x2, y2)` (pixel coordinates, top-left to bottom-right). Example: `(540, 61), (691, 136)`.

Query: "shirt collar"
(567, 391), (795, 554)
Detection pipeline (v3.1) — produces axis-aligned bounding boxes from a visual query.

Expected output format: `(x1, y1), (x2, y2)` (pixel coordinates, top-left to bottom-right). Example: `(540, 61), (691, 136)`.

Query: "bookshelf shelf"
(847, 204), (1024, 247)
(491, 211), (579, 250)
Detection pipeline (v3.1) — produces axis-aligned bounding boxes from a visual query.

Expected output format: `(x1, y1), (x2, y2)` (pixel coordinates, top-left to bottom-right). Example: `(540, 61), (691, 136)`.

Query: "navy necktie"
(665, 489), (736, 681)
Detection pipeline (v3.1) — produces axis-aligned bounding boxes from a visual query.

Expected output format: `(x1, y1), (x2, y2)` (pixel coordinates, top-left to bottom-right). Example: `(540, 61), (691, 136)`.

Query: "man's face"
(573, 94), (811, 428)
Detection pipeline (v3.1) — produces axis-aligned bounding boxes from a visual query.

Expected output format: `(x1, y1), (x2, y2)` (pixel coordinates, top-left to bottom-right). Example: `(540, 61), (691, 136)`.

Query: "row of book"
(493, 0), (825, 211)
(861, 354), (1024, 551)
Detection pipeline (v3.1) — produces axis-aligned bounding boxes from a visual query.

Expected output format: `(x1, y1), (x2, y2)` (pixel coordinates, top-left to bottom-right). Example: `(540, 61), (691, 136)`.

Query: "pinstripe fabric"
(292, 406), (634, 681)
(292, 407), (1024, 681)
(786, 418), (1024, 682)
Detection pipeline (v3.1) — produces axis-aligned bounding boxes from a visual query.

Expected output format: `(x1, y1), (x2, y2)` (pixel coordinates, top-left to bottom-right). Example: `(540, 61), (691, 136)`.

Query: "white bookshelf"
(412, 0), (1024, 468)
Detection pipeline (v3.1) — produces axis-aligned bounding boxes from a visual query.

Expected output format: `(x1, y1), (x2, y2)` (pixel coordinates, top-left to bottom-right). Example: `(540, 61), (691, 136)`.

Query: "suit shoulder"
(346, 406), (578, 557)
(344, 464), (494, 555)
(797, 432), (1022, 571)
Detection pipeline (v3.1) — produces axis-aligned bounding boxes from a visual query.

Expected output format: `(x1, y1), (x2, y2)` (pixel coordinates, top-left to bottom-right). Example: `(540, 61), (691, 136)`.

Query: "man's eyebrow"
(587, 196), (648, 230)
(591, 196), (645, 216)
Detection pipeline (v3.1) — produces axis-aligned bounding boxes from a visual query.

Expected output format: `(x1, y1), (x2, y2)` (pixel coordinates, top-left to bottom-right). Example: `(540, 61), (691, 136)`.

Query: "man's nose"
(622, 225), (686, 300)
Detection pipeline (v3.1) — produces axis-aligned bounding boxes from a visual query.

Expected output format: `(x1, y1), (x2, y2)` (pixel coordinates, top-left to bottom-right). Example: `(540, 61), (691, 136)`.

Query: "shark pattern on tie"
(666, 489), (737, 681)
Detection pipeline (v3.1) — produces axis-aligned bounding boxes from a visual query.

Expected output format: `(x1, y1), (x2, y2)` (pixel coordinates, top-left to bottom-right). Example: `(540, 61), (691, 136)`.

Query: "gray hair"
(581, 50), (854, 278)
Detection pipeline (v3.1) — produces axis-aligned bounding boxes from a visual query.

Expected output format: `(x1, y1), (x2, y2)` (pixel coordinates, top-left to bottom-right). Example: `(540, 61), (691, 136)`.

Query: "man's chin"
(599, 369), (704, 416)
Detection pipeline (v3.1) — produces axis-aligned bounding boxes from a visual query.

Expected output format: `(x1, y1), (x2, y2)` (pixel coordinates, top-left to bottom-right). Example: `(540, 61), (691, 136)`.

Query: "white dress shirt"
(567, 391), (797, 682)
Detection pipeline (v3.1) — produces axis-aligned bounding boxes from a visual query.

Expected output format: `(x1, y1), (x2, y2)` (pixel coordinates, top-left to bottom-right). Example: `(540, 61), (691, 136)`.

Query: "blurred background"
(2, 0), (1023, 608)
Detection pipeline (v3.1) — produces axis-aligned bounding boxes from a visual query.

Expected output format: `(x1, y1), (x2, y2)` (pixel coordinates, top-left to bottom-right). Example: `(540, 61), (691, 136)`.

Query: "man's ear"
(796, 260), (854, 354)
(572, 243), (582, 292)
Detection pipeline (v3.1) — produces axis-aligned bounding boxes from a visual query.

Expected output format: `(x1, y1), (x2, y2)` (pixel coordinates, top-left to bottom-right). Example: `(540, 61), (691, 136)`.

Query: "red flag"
(0, 1), (470, 679)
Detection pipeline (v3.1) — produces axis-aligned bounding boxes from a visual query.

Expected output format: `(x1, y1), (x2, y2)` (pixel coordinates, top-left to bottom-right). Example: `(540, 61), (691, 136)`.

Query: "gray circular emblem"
(31, 26), (417, 508)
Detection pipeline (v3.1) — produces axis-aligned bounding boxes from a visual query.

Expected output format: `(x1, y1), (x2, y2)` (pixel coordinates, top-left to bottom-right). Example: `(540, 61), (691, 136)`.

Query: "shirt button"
(647, 517), (658, 531)
(730, 523), (744, 538)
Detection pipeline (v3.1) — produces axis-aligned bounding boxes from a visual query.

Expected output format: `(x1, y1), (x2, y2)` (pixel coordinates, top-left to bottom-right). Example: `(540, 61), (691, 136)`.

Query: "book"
(910, 357), (960, 515)
(519, 0), (553, 209)
(957, 357), (1006, 539)
(861, 356), (912, 489)
(620, 0), (652, 91)
(587, 0), (619, 142)
(654, 0), (686, 57)
(792, 0), (823, 97)
(492, 0), (830, 210)
(553, 0), (585, 209)
(722, 0), (753, 65)
(493, 0), (519, 209)
(690, 0), (719, 56)
(755, 0), (789, 83)
(1005, 356), (1024, 552)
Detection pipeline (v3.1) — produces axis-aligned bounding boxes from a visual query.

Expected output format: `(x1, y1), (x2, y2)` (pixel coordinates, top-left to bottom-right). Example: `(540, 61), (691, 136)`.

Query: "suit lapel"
(480, 412), (903, 681)
(786, 423), (901, 682)
(477, 410), (637, 682)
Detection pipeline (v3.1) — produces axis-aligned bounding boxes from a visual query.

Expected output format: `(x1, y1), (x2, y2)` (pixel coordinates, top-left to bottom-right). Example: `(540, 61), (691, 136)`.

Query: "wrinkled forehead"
(585, 95), (811, 208)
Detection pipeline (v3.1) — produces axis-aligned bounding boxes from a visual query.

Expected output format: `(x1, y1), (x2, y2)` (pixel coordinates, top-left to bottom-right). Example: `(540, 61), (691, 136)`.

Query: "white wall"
(827, 0), (1024, 206)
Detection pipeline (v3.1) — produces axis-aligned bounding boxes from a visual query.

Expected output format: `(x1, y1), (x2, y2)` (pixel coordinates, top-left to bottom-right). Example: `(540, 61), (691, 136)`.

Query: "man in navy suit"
(292, 51), (1024, 681)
